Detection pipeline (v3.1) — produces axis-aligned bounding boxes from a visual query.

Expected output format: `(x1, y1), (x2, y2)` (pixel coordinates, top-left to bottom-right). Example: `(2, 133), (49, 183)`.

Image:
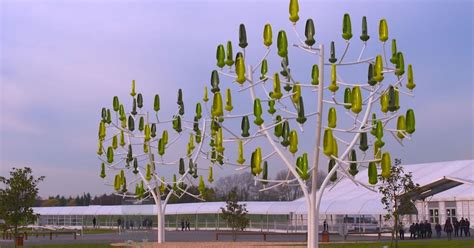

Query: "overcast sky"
(1, 0), (472, 198)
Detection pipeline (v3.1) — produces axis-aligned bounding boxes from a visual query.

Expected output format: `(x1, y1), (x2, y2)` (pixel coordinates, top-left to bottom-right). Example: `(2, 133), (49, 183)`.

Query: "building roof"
(402, 176), (472, 201)
(297, 159), (474, 215)
(33, 160), (474, 216)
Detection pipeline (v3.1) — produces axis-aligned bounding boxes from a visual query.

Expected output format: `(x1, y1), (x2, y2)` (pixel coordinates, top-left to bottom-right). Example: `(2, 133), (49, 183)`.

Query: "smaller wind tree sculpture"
(96, 81), (211, 243)
(200, 0), (418, 247)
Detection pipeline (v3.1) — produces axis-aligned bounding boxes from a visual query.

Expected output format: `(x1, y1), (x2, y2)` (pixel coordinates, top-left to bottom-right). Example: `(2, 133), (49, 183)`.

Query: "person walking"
(180, 219), (185, 231)
(421, 221), (427, 238)
(426, 221), (432, 238)
(444, 219), (453, 240)
(453, 219), (460, 237)
(117, 218), (122, 233)
(435, 222), (442, 238)
(185, 219), (191, 231)
(459, 218), (465, 237)
(415, 222), (421, 239)
(409, 223), (415, 239)
(399, 222), (405, 240)
(92, 217), (97, 229)
(464, 218), (470, 237)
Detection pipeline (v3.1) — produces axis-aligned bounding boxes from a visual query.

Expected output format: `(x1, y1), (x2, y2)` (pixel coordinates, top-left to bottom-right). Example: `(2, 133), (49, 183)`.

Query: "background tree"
(272, 170), (326, 201)
(0, 167), (44, 247)
(378, 159), (418, 248)
(40, 198), (60, 207)
(90, 193), (123, 206)
(214, 170), (326, 201)
(167, 185), (216, 204)
(214, 172), (261, 201)
(200, 0), (417, 247)
(220, 188), (249, 241)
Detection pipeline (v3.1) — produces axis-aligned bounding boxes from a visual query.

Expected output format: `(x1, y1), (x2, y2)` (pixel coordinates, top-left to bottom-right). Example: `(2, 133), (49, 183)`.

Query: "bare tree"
(221, 188), (249, 241)
(378, 159), (418, 248)
(214, 173), (262, 201)
(272, 170), (326, 201)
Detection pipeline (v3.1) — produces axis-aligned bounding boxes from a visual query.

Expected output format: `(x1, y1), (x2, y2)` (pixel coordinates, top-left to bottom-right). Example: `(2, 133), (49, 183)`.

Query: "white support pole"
(246, 63), (314, 244)
(310, 43), (325, 248)
(313, 71), (377, 248)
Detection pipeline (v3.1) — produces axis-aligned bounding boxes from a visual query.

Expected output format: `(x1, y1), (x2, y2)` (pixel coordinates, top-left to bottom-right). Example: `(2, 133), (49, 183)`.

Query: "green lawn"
(319, 240), (473, 248)
(274, 240), (474, 248)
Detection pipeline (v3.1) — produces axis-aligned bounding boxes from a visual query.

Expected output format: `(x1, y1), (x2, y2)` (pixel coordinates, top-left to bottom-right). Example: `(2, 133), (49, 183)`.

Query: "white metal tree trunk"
(156, 196), (165, 243)
(308, 43), (325, 248)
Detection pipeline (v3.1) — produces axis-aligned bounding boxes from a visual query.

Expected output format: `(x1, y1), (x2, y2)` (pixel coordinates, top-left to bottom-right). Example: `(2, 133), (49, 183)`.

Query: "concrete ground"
(0, 229), (472, 246)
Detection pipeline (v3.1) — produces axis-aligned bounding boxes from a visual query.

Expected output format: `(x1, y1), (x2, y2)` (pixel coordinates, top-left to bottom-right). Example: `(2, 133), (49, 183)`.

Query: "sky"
(0, 0), (473, 198)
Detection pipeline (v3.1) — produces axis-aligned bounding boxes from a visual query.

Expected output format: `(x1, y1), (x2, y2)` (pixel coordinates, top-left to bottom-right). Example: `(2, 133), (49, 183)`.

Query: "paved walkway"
(0, 229), (472, 246)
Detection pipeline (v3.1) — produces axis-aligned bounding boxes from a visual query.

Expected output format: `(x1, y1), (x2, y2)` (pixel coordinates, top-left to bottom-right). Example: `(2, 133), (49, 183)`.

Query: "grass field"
(4, 239), (470, 248)
(318, 240), (473, 248)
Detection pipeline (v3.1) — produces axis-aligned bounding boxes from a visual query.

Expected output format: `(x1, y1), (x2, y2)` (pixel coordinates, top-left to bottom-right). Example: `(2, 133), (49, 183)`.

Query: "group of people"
(407, 221), (432, 239)
(453, 218), (471, 237)
(141, 218), (154, 230)
(116, 217), (153, 231)
(442, 218), (471, 240)
(407, 218), (470, 240)
(180, 219), (191, 231)
(438, 218), (471, 240)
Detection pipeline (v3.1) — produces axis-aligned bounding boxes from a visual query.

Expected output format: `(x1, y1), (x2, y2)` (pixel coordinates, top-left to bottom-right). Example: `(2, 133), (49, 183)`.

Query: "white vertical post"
(310, 43), (325, 248)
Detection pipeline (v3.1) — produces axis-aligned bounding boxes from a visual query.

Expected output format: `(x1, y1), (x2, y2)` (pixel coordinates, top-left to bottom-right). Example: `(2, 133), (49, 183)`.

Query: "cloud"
(0, 113), (43, 135)
(0, 80), (43, 135)
(1, 80), (31, 110)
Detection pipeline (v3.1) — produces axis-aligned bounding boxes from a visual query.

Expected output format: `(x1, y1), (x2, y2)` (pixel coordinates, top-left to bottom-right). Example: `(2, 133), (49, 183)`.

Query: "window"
(446, 208), (457, 222)
(429, 209), (439, 224)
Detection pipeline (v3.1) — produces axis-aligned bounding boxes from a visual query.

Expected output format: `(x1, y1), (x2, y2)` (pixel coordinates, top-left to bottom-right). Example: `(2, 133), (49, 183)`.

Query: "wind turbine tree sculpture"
(201, 0), (417, 247)
(95, 0), (417, 246)
(96, 81), (211, 243)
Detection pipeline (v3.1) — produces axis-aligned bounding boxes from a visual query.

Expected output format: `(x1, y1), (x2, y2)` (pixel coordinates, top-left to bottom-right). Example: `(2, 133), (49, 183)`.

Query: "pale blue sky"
(1, 0), (472, 197)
